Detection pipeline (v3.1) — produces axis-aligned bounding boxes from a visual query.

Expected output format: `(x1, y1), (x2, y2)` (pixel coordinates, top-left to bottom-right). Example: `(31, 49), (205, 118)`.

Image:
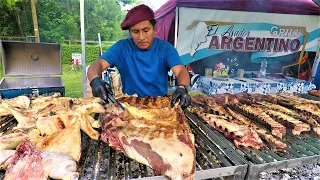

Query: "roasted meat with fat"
(101, 101), (195, 180)
(226, 108), (287, 152)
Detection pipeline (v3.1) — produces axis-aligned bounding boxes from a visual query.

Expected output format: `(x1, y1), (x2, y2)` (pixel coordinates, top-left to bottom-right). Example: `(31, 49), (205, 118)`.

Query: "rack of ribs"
(193, 110), (263, 149)
(258, 101), (320, 136)
(237, 105), (286, 138)
(101, 103), (196, 180)
(226, 107), (287, 152)
(264, 109), (310, 136)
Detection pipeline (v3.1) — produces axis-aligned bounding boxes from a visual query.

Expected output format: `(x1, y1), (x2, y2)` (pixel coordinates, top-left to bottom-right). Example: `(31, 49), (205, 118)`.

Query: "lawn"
(61, 64), (83, 97)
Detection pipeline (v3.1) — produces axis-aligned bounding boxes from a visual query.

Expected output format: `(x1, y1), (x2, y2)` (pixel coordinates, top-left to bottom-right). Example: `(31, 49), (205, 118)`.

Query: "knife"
(107, 93), (125, 110)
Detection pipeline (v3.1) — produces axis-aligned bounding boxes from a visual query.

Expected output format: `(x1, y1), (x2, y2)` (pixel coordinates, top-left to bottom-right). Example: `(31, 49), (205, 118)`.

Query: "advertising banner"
(177, 8), (320, 79)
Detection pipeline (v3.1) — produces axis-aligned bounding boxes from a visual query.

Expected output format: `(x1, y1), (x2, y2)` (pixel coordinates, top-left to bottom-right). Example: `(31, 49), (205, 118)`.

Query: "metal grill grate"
(186, 106), (320, 180)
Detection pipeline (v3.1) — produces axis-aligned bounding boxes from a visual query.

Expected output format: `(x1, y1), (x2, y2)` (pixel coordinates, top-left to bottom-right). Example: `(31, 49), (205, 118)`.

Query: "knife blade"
(107, 93), (125, 110)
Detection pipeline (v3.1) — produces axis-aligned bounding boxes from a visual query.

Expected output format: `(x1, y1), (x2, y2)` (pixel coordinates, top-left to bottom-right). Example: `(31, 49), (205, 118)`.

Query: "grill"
(1, 94), (320, 180)
(187, 102), (320, 180)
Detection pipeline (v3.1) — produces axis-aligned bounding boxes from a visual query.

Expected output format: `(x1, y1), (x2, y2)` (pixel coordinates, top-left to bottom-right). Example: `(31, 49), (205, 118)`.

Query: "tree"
(0, 0), (127, 42)
(0, 0), (33, 38)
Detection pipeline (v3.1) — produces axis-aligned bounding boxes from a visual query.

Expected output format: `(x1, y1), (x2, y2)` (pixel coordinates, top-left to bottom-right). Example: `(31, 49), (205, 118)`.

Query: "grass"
(61, 65), (83, 97)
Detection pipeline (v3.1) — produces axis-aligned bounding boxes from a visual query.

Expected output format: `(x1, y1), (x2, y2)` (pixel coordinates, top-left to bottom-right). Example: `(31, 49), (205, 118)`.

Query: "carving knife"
(107, 93), (125, 110)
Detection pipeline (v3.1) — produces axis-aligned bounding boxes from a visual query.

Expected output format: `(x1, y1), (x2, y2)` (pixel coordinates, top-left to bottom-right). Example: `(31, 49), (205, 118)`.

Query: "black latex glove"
(171, 86), (191, 109)
(90, 77), (113, 102)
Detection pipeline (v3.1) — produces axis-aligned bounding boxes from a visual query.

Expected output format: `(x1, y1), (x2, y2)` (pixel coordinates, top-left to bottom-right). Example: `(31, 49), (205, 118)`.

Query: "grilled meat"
(294, 103), (320, 121)
(36, 119), (81, 162)
(237, 105), (286, 138)
(226, 108), (287, 152)
(264, 109), (310, 136)
(102, 102), (196, 180)
(192, 96), (233, 120)
(3, 140), (78, 180)
(258, 101), (320, 136)
(0, 132), (29, 150)
(117, 96), (171, 109)
(194, 111), (263, 149)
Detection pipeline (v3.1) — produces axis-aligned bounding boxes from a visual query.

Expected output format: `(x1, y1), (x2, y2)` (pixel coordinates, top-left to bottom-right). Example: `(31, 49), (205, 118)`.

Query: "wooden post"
(30, 0), (40, 42)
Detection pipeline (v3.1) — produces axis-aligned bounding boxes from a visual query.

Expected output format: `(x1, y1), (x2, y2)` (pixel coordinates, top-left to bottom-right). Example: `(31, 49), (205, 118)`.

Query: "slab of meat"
(226, 108), (287, 152)
(237, 105), (286, 138)
(102, 103), (195, 180)
(192, 108), (263, 149)
(308, 90), (320, 98)
(4, 139), (46, 180)
(2, 140), (79, 180)
(264, 109), (310, 136)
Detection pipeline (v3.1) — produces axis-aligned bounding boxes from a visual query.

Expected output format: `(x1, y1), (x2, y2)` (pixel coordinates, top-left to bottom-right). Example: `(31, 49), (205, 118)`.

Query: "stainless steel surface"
(0, 41), (61, 76)
(0, 77), (63, 89)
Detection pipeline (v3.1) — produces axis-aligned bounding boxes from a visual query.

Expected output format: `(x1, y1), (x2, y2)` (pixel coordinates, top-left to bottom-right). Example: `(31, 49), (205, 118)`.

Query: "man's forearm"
(87, 60), (105, 82)
(176, 69), (190, 87)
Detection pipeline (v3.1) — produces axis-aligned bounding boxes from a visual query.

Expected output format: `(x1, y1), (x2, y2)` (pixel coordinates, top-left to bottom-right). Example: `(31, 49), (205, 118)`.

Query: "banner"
(177, 7), (320, 78)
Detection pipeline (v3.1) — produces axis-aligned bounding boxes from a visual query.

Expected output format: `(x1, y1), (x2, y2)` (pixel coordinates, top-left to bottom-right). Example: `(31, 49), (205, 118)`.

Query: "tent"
(155, 0), (320, 45)
(154, 0), (320, 86)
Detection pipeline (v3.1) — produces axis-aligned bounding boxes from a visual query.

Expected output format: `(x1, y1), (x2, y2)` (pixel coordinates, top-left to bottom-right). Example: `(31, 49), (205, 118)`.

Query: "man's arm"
(87, 59), (110, 82)
(171, 65), (190, 87)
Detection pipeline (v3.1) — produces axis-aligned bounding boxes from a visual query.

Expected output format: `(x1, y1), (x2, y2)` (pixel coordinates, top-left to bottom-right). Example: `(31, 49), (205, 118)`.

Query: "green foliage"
(1, 0), (128, 43)
(61, 44), (111, 65)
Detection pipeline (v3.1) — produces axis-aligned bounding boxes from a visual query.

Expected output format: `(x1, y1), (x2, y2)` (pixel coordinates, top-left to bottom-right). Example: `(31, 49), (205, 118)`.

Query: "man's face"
(129, 20), (156, 50)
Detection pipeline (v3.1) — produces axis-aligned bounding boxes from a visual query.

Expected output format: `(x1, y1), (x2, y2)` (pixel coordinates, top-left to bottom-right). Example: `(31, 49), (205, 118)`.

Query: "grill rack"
(187, 103), (320, 180)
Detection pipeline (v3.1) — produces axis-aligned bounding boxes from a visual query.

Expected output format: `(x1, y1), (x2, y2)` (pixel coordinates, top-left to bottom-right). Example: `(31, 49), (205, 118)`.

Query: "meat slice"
(265, 109), (310, 136)
(237, 105), (286, 138)
(226, 108), (287, 152)
(102, 103), (195, 180)
(194, 111), (263, 149)
(2, 140), (79, 180)
(4, 139), (46, 180)
(294, 103), (320, 121)
(308, 90), (320, 98)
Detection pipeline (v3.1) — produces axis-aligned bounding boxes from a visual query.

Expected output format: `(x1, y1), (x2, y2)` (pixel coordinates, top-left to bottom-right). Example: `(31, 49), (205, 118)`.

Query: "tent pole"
(80, 0), (87, 97)
(173, 6), (179, 86)
(174, 6), (179, 48)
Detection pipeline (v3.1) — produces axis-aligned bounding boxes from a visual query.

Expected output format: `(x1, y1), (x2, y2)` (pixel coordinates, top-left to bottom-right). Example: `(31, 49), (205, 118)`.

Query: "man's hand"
(171, 85), (191, 109)
(90, 77), (113, 102)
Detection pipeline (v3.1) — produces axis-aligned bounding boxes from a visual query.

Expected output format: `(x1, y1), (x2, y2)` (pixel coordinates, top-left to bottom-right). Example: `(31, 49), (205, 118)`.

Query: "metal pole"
(98, 33), (102, 56)
(174, 7), (179, 48)
(30, 0), (40, 42)
(173, 6), (179, 86)
(80, 0), (87, 97)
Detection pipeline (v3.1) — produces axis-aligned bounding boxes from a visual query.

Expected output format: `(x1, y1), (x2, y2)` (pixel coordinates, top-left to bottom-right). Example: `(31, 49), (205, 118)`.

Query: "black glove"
(171, 85), (191, 109)
(90, 77), (113, 102)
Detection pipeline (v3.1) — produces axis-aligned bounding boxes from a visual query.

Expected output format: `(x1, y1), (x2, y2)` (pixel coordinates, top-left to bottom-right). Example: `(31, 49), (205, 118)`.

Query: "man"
(87, 4), (191, 108)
